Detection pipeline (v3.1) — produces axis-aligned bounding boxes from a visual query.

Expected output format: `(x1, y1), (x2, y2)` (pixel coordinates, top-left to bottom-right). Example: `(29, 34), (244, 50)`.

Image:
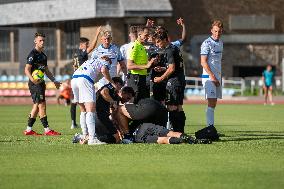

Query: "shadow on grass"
(217, 136), (284, 143)
(217, 130), (284, 142)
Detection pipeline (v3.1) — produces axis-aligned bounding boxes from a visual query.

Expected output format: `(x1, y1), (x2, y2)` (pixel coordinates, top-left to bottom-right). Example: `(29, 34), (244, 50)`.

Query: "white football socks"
(80, 112), (88, 137)
(86, 112), (96, 140)
(26, 126), (32, 131)
(44, 127), (50, 132)
(206, 107), (215, 126)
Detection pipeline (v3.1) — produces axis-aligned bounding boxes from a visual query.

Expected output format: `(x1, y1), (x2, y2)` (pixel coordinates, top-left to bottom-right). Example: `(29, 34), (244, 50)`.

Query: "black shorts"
(126, 73), (149, 103)
(134, 123), (169, 143)
(95, 115), (117, 144)
(166, 78), (185, 105)
(28, 81), (46, 104)
(125, 98), (168, 127)
(152, 82), (167, 102)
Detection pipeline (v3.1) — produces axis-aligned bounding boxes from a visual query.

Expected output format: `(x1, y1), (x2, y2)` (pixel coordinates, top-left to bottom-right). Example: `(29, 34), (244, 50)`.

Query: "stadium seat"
(46, 89), (57, 96)
(3, 89), (10, 96)
(16, 75), (24, 82)
(63, 75), (71, 81)
(0, 75), (8, 82)
(55, 75), (63, 82)
(192, 89), (200, 95)
(16, 82), (25, 89)
(8, 82), (17, 89)
(18, 90), (26, 96)
(23, 76), (29, 82)
(8, 75), (16, 82)
(11, 89), (18, 96)
(46, 82), (56, 89)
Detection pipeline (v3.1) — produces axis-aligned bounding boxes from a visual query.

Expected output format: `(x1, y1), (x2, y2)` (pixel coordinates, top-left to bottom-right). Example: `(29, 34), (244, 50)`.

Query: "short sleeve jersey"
(128, 40), (148, 75)
(96, 83), (119, 117)
(73, 57), (111, 83)
(26, 48), (47, 74)
(91, 44), (123, 75)
(162, 44), (185, 82)
(73, 49), (88, 67)
(200, 37), (223, 81)
(263, 70), (274, 86)
(120, 43), (131, 60)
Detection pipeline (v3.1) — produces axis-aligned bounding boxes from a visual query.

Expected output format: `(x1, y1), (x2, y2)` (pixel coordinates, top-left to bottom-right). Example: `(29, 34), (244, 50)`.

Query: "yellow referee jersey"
(128, 40), (148, 75)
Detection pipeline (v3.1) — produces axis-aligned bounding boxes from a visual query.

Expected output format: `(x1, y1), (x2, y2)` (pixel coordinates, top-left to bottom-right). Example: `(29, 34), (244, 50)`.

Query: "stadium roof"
(0, 0), (172, 26)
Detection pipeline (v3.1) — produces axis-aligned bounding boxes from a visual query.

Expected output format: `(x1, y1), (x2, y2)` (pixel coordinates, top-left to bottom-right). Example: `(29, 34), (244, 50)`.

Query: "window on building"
(38, 29), (56, 60)
(62, 22), (80, 60)
(0, 30), (10, 62)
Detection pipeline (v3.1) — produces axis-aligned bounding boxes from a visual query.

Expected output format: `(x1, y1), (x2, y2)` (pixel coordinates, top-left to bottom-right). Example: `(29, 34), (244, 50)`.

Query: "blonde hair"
(211, 20), (223, 29)
(101, 30), (112, 38)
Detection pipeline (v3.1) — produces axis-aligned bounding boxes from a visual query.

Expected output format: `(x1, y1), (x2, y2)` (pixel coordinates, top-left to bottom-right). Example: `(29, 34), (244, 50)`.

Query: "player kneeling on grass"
(73, 78), (135, 144)
(113, 98), (211, 144)
(24, 32), (61, 136)
(71, 54), (119, 145)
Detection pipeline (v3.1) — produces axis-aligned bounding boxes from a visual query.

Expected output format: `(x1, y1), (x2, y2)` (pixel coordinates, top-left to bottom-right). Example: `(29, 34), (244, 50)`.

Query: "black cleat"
(194, 138), (212, 144)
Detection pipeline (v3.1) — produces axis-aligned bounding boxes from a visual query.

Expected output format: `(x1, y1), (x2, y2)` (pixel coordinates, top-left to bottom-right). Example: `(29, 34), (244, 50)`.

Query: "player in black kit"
(153, 30), (186, 133)
(23, 32), (61, 136)
(95, 77), (135, 143)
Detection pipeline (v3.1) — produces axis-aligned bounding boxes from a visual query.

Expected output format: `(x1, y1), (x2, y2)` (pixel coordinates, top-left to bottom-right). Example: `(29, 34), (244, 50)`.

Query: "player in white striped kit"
(200, 20), (223, 129)
(71, 55), (117, 145)
(92, 30), (126, 89)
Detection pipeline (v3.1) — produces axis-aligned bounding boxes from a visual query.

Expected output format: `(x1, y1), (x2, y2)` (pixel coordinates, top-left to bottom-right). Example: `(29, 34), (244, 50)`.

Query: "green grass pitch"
(0, 104), (284, 189)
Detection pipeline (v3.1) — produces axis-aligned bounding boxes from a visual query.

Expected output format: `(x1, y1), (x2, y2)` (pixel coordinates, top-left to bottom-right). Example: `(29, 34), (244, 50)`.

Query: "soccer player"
(73, 78), (135, 144)
(113, 98), (210, 145)
(92, 30), (127, 89)
(24, 32), (61, 136)
(71, 55), (118, 145)
(115, 98), (168, 139)
(153, 30), (186, 133)
(70, 27), (101, 129)
(134, 122), (210, 144)
(200, 20), (224, 129)
(262, 65), (275, 105)
(126, 26), (157, 103)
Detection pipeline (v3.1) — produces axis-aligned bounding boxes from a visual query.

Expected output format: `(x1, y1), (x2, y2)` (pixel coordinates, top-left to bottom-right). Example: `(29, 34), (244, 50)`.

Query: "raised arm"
(86, 26), (102, 54)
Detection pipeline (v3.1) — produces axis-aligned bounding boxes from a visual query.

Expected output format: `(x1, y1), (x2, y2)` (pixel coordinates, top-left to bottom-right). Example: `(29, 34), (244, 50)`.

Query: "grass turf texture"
(0, 104), (283, 189)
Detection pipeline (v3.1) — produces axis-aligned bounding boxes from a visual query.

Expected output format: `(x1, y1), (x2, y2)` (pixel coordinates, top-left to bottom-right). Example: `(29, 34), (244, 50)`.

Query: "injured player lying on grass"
(72, 98), (211, 145)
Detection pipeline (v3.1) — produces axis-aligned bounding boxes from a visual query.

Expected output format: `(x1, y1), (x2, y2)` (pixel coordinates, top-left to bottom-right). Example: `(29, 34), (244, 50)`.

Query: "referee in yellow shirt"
(127, 26), (157, 103)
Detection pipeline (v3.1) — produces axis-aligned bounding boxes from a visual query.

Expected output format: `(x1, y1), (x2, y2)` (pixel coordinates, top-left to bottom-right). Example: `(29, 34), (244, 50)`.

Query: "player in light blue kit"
(262, 65), (275, 105)
(92, 30), (126, 89)
(200, 20), (223, 130)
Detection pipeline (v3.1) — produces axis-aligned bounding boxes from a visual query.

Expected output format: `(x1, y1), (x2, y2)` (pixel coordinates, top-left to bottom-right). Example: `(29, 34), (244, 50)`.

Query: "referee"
(126, 26), (157, 103)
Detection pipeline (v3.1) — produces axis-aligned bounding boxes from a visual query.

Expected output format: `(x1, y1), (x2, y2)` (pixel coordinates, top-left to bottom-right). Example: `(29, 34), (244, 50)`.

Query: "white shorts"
(202, 79), (222, 99)
(71, 78), (96, 103)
